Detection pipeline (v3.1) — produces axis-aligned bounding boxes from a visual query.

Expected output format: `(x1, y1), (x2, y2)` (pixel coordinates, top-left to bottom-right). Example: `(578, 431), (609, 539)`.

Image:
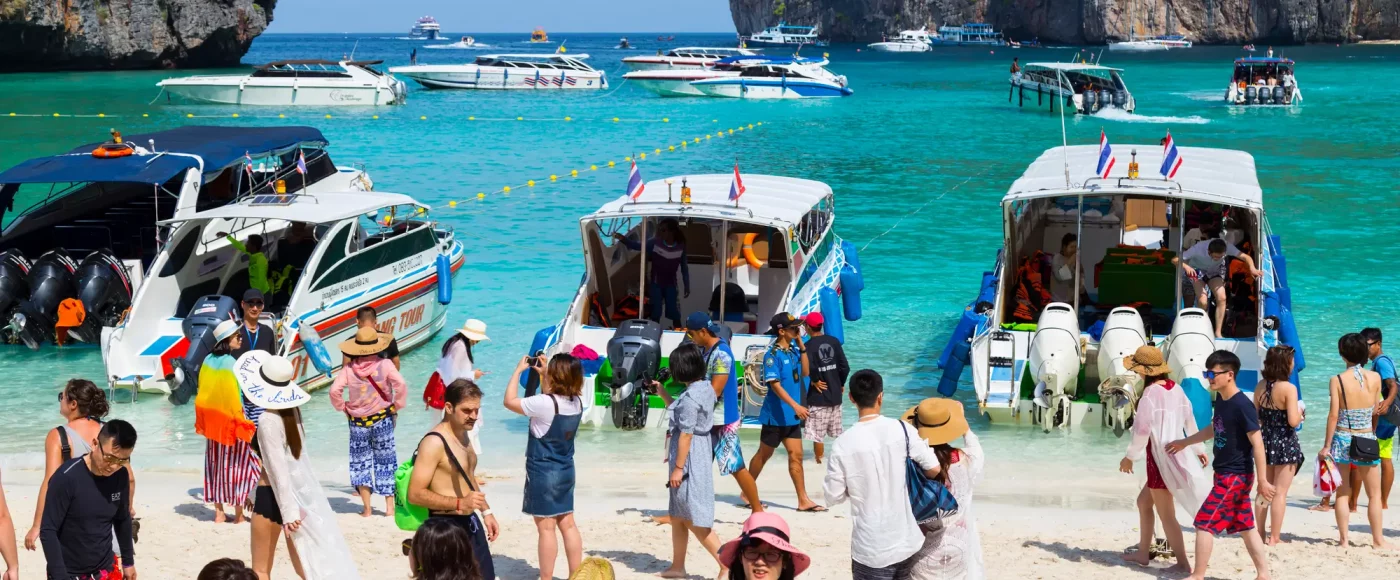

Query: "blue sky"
(267, 1), (737, 33)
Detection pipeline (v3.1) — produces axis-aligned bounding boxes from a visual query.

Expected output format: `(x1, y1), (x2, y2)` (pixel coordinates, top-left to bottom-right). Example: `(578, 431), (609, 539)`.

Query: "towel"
(195, 354), (257, 446)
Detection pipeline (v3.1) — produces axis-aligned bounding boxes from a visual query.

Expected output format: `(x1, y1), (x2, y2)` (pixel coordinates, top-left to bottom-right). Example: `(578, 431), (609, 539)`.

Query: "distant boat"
(390, 54), (607, 90)
(157, 60), (406, 106)
(530, 28), (549, 43)
(928, 23), (1005, 46)
(617, 37), (632, 49)
(742, 22), (828, 48)
(622, 47), (759, 71)
(410, 16), (441, 40)
(868, 30), (934, 53)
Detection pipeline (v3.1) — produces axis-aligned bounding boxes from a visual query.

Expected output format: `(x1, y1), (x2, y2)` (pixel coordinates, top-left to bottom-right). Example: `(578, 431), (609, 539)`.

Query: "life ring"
(725, 233), (766, 269)
(91, 143), (134, 158)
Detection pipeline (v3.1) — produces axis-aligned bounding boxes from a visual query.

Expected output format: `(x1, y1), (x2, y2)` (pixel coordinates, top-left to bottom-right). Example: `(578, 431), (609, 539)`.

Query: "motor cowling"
(1272, 86), (1284, 103)
(1113, 89), (1127, 108)
(1259, 86), (1273, 104)
(11, 249), (77, 350)
(1245, 85), (1257, 104)
(1082, 90), (1098, 112)
(69, 250), (134, 344)
(168, 295), (241, 405)
(1098, 89), (1113, 109)
(606, 318), (663, 430)
(0, 249), (31, 345)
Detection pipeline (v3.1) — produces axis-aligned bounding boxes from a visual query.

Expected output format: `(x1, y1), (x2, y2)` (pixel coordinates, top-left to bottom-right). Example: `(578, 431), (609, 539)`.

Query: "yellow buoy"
(613, 117), (620, 122)
(517, 116), (523, 121)
(728, 129), (734, 135)
(757, 122), (763, 126)
(668, 145), (674, 151)
(550, 174), (558, 181)
(565, 116), (572, 121)
(7, 112), (14, 116)
(662, 117), (669, 123)
(694, 138), (700, 144)
(528, 180), (536, 187)
(469, 116), (476, 121)
(748, 123), (754, 129)
(705, 135), (711, 140)
(477, 192), (485, 199)
(449, 200), (458, 207)
(639, 153), (647, 160)
(420, 115), (427, 120)
(681, 142), (687, 148)
(737, 126), (744, 131)
(278, 114), (285, 118)
(590, 165), (597, 171)
(625, 156), (632, 162)
(711, 119), (717, 123)
(142, 113), (149, 118)
(654, 148), (661, 154)
(503, 186), (511, 193)
(325, 114), (332, 119)
(98, 113), (105, 118)
(571, 169), (579, 176)
(607, 160), (615, 167)
(373, 115), (379, 120)
(186, 113), (193, 118)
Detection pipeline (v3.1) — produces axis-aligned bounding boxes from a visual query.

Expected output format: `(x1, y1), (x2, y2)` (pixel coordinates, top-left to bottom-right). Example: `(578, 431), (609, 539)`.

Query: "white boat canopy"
(158, 191), (426, 225)
(587, 174), (832, 228)
(481, 53), (591, 60)
(1023, 62), (1125, 73)
(1005, 145), (1262, 209)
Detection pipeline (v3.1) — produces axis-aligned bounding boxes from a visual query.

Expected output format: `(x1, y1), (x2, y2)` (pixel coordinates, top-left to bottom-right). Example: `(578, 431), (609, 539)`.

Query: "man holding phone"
(748, 313), (825, 513)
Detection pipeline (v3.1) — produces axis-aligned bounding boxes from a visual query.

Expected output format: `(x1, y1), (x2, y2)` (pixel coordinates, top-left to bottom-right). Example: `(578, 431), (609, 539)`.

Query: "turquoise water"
(1, 34), (1398, 475)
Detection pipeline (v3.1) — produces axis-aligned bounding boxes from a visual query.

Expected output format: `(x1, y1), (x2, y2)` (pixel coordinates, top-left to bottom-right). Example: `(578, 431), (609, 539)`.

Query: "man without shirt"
(408, 380), (498, 578)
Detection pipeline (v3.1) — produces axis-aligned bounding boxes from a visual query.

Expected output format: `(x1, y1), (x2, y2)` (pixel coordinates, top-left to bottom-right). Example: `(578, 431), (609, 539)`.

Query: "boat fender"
(435, 253), (452, 305)
(840, 241), (863, 285)
(300, 321), (335, 376)
(839, 264), (863, 322)
(91, 143), (134, 158)
(520, 326), (556, 388)
(1180, 377), (1214, 435)
(818, 287), (845, 344)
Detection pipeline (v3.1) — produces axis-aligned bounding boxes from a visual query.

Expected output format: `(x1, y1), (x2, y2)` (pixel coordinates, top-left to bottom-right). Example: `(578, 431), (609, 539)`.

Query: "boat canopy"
(587, 174), (831, 228)
(1235, 57), (1294, 65)
(714, 55), (823, 66)
(481, 54), (589, 61)
(0, 126), (327, 188)
(1024, 62), (1124, 74)
(1004, 145), (1262, 209)
(159, 190), (424, 225)
(257, 60), (384, 68)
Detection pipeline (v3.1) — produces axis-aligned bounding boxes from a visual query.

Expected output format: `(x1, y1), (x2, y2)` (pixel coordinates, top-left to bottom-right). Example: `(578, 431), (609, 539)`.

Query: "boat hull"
(744, 39), (827, 48)
(868, 42), (930, 53)
(691, 78), (852, 99)
(390, 67), (606, 90)
(159, 81), (404, 106)
(625, 71), (737, 97)
(1108, 41), (1170, 52)
(622, 58), (718, 71)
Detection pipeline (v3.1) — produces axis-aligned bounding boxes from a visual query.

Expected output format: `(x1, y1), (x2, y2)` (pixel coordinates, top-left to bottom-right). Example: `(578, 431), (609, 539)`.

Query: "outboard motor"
(1082, 90), (1098, 113)
(1113, 89), (1127, 108)
(69, 250), (134, 344)
(10, 249), (77, 350)
(1098, 88), (1113, 109)
(1272, 86), (1284, 104)
(1244, 85), (1256, 104)
(0, 249), (31, 344)
(168, 295), (241, 405)
(1258, 86), (1273, 104)
(605, 318), (663, 430)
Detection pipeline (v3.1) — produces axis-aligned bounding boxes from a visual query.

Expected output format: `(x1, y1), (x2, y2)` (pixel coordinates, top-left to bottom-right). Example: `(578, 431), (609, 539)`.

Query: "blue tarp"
(0, 126), (327, 186)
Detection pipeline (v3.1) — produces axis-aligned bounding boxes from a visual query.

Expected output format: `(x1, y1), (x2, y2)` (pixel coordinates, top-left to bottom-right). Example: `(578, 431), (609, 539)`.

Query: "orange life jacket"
(1012, 251), (1052, 322)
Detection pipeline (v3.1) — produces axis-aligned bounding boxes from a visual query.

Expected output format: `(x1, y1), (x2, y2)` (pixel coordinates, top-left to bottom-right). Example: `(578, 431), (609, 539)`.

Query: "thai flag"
(295, 150), (307, 175)
(729, 163), (746, 201)
(1160, 131), (1183, 178)
(1096, 130), (1115, 179)
(626, 160), (644, 200)
(243, 152), (254, 177)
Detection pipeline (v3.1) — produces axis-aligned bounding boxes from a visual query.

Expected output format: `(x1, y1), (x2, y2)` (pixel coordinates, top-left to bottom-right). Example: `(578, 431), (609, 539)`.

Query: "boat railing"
(1081, 176), (1185, 194)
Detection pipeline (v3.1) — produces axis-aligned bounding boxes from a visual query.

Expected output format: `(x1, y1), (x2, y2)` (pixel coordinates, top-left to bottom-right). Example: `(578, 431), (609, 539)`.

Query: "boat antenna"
(1056, 71), (1071, 188)
(349, 39), (360, 61)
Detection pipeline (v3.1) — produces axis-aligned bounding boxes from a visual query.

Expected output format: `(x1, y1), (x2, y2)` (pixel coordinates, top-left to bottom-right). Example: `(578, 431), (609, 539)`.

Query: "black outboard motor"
(606, 319), (663, 430)
(0, 249), (31, 344)
(1113, 89), (1127, 108)
(1245, 85), (1257, 104)
(1082, 90), (1097, 113)
(1258, 86), (1273, 104)
(1272, 86), (1284, 104)
(69, 250), (134, 344)
(1099, 88), (1113, 109)
(168, 295), (241, 405)
(11, 249), (77, 350)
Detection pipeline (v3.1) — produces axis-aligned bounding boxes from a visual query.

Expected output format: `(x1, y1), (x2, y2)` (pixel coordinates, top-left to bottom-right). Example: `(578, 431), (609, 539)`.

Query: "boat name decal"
(392, 254), (426, 276)
(328, 90), (365, 102)
(323, 276), (370, 300)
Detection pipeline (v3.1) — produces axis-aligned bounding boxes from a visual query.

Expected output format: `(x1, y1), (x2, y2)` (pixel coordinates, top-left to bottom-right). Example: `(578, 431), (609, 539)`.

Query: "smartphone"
(664, 473), (690, 489)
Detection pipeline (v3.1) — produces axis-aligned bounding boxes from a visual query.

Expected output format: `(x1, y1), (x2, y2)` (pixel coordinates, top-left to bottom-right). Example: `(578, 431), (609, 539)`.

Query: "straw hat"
(902, 397), (970, 446)
(717, 512), (811, 576)
(1124, 345), (1171, 377)
(568, 557), (616, 580)
(234, 351), (310, 410)
(340, 326), (393, 357)
(457, 319), (490, 341)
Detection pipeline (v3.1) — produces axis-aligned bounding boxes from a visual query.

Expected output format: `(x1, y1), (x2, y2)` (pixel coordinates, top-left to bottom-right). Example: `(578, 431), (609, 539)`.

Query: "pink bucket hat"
(717, 512), (811, 576)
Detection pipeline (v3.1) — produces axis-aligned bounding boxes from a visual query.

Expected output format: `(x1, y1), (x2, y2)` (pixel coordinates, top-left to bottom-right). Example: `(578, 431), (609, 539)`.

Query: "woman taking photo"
(650, 344), (723, 579)
(504, 353), (584, 580)
(1321, 333), (1389, 549)
(196, 320), (261, 523)
(717, 512), (811, 580)
(331, 326), (408, 518)
(904, 397), (987, 579)
(238, 351), (359, 579)
(1253, 345), (1302, 545)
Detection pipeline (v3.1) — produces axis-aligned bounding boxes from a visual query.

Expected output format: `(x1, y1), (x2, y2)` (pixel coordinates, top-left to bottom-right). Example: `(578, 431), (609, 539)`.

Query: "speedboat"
(410, 16), (441, 40)
(742, 22), (827, 48)
(1010, 62), (1135, 114)
(390, 54), (606, 90)
(625, 54), (768, 97)
(0, 126), (373, 350)
(617, 38), (632, 49)
(868, 30), (934, 52)
(622, 47), (759, 71)
(1108, 40), (1169, 52)
(101, 189), (465, 395)
(689, 57), (851, 99)
(1148, 35), (1193, 48)
(935, 143), (1304, 431)
(530, 28), (550, 43)
(157, 60), (407, 106)
(521, 174), (863, 429)
(1227, 57), (1301, 106)
(928, 23), (1004, 46)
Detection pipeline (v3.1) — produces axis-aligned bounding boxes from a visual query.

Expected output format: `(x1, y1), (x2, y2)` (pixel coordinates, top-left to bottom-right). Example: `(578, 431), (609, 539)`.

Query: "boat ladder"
(985, 330), (1019, 413)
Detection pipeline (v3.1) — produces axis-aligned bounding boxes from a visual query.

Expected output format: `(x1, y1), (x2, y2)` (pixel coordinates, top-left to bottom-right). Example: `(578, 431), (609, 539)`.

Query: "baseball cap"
(767, 312), (798, 335)
(802, 312), (825, 328)
(242, 288), (265, 303)
(684, 311), (713, 332)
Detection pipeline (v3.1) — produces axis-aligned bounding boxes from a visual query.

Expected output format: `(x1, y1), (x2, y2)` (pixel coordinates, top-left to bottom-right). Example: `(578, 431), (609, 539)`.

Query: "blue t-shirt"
(1375, 355), (1398, 439)
(1212, 390), (1261, 475)
(706, 339), (740, 426)
(759, 343), (803, 427)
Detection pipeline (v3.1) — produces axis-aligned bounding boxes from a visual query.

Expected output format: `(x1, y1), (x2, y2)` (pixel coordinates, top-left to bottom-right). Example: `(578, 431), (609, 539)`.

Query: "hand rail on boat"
(1081, 176), (1185, 194)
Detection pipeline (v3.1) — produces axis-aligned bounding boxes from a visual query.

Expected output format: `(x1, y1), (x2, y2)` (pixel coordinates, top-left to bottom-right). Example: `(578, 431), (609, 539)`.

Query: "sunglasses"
(98, 439), (131, 465)
(742, 549), (783, 565)
(1202, 370), (1234, 380)
(244, 301), (264, 308)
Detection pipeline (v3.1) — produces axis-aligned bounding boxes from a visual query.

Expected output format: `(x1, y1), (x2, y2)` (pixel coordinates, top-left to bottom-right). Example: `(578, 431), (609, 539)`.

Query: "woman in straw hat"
(903, 397), (984, 580)
(238, 351), (359, 579)
(332, 326), (409, 518)
(567, 557), (615, 580)
(717, 512), (811, 579)
(425, 319), (490, 454)
(195, 320), (261, 524)
(1117, 345), (1209, 573)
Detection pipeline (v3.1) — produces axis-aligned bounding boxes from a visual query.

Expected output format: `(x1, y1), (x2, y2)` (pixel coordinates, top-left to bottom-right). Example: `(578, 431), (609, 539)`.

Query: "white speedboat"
(1148, 35), (1192, 48)
(521, 174), (864, 429)
(1010, 62), (1135, 114)
(622, 47), (758, 71)
(157, 60), (406, 106)
(390, 54), (606, 90)
(868, 30), (934, 52)
(1227, 56), (1301, 106)
(690, 57), (851, 99)
(936, 143), (1305, 432)
(410, 16), (442, 40)
(1108, 40), (1170, 52)
(624, 68), (738, 97)
(742, 22), (827, 48)
(102, 189), (465, 395)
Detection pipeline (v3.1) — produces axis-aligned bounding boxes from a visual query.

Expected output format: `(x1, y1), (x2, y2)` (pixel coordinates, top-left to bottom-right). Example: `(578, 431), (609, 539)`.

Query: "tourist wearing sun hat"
(426, 319), (491, 456)
(901, 397), (986, 579)
(718, 512), (811, 579)
(332, 326), (408, 518)
(193, 319), (260, 524)
(236, 351), (360, 578)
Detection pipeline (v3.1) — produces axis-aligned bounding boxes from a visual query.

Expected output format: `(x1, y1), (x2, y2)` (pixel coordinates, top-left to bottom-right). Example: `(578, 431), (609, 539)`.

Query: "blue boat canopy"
(0, 126), (327, 187)
(1235, 57), (1294, 65)
(715, 55), (823, 65)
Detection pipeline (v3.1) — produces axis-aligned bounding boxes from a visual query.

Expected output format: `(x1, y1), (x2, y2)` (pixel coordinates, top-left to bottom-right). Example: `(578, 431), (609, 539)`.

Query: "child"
(1167, 350), (1273, 580)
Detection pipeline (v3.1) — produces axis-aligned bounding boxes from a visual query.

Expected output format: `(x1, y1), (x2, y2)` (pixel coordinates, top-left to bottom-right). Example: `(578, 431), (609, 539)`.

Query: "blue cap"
(684, 311), (713, 332)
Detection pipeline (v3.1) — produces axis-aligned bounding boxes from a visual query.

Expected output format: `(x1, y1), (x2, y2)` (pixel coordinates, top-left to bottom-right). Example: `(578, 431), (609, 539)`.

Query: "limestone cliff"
(729, 0), (1400, 44)
(0, 0), (276, 71)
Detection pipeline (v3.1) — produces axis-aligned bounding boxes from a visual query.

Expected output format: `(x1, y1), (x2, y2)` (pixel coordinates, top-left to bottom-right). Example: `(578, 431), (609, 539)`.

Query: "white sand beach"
(5, 456), (1399, 579)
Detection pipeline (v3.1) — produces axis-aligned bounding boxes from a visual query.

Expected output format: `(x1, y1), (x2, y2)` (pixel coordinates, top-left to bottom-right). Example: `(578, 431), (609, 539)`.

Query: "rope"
(859, 165), (998, 253)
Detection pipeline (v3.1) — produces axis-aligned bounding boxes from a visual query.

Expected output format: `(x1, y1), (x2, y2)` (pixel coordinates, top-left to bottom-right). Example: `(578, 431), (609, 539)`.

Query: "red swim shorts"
(1146, 449), (1166, 490)
(1194, 472), (1256, 536)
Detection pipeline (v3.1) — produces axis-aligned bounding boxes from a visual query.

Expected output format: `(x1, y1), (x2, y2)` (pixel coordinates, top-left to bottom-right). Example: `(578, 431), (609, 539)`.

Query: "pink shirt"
(330, 358), (408, 418)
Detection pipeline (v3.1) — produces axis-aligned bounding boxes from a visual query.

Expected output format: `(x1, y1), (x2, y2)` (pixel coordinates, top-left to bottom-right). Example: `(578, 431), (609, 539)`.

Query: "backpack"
(394, 431), (479, 532)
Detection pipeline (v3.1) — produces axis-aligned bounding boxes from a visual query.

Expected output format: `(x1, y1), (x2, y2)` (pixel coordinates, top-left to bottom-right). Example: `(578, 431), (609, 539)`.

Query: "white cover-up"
(258, 414), (361, 579)
(1125, 381), (1211, 516)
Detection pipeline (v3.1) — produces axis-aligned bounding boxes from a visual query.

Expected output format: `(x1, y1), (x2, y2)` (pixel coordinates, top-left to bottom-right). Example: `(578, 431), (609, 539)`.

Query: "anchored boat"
(157, 60), (407, 106)
(1010, 62), (1135, 114)
(1227, 57), (1301, 106)
(929, 23), (1005, 46)
(390, 54), (606, 90)
(742, 22), (828, 48)
(689, 57), (851, 99)
(101, 190), (464, 396)
(0, 126), (371, 350)
(868, 30), (934, 52)
(410, 16), (442, 40)
(622, 47), (759, 71)
(522, 174), (863, 429)
(936, 144), (1304, 432)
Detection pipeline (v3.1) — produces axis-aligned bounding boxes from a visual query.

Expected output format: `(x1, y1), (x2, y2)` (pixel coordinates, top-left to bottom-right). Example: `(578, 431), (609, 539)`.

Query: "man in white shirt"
(1173, 238), (1260, 338)
(823, 370), (941, 579)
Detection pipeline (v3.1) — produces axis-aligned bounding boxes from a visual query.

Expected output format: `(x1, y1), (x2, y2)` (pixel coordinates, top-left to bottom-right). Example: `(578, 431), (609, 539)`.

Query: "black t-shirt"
(1212, 390), (1261, 475)
(381, 336), (400, 361)
(231, 323), (277, 360)
(803, 334), (849, 407)
(40, 459), (133, 578)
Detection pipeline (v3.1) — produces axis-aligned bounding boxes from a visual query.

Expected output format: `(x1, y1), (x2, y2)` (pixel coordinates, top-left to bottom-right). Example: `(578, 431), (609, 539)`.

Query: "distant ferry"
(742, 22), (827, 48)
(929, 23), (1004, 46)
(410, 16), (441, 40)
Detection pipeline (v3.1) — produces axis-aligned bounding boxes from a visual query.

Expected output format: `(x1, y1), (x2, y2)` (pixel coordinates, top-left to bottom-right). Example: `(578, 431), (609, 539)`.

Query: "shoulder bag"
(901, 420), (959, 523)
(1339, 372), (1380, 463)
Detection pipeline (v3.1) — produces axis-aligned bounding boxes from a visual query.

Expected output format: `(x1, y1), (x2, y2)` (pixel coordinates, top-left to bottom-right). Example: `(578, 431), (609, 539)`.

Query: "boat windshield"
(252, 62), (351, 79)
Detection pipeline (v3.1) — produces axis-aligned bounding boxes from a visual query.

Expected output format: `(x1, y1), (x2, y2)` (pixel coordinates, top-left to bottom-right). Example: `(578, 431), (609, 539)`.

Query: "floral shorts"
(804, 405), (844, 442)
(1194, 473), (1255, 536)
